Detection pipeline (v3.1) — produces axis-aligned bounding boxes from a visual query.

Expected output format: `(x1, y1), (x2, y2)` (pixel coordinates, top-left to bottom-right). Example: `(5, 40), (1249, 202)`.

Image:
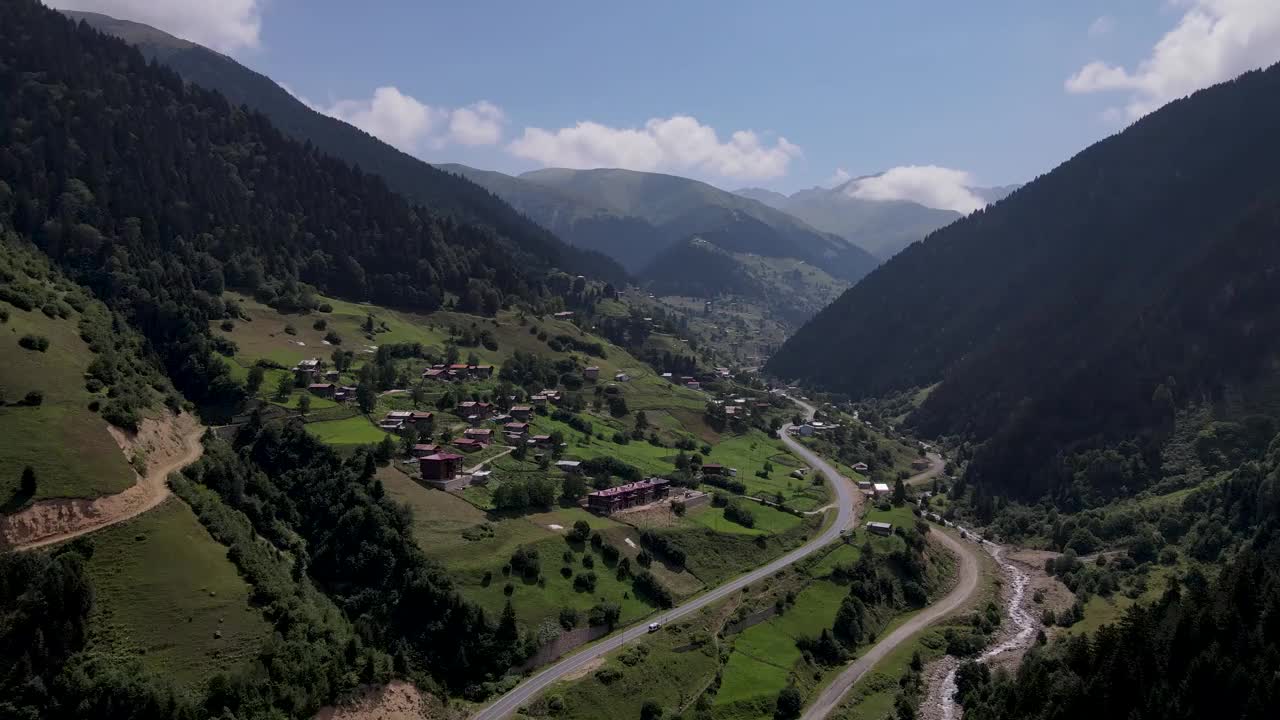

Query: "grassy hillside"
(82, 497), (272, 694)
(0, 238), (166, 503)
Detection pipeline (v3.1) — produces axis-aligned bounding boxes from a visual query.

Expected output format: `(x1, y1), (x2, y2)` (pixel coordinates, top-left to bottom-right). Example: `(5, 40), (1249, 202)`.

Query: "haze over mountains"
(736, 178), (1018, 259)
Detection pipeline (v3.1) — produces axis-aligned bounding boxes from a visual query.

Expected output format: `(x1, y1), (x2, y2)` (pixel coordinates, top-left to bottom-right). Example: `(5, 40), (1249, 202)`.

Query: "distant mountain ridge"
(63, 10), (628, 284)
(734, 179), (1017, 259)
(769, 61), (1280, 505)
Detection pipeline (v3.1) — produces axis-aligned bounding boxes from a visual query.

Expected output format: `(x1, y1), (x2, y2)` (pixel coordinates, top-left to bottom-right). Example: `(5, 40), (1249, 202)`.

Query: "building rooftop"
(588, 477), (670, 498)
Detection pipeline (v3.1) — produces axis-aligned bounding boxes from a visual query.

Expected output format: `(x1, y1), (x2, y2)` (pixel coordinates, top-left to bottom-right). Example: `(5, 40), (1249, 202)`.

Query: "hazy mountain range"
(736, 179), (1019, 259)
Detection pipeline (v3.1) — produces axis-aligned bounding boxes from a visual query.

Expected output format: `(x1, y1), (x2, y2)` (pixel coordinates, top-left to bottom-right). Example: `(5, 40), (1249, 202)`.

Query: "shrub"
(284, 323), (297, 335)
(219, 319), (235, 332)
(318, 303), (333, 313)
(324, 330), (343, 345)
(558, 607), (579, 630)
(313, 318), (328, 330)
(18, 334), (49, 352)
(23, 390), (44, 406)
(724, 501), (756, 529)
(573, 571), (598, 592)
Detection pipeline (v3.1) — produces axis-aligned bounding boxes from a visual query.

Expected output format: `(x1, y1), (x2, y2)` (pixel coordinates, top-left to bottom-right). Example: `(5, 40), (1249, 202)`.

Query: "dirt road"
(800, 528), (983, 720)
(470, 396), (860, 720)
(4, 420), (205, 551)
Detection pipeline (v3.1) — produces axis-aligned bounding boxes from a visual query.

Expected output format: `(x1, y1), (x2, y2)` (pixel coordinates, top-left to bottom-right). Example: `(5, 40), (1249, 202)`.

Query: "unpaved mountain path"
(3, 414), (205, 551)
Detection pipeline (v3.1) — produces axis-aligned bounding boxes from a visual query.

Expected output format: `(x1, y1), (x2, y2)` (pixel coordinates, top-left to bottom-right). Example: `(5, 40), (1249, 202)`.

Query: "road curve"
(471, 397), (860, 720)
(800, 528), (982, 720)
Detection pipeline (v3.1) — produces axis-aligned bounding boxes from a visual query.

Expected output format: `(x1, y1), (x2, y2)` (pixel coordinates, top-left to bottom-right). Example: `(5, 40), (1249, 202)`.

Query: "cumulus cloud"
(1088, 15), (1116, 38)
(449, 101), (506, 146)
(827, 168), (853, 187)
(844, 166), (985, 214)
(1066, 0), (1280, 120)
(507, 115), (801, 181)
(47, 0), (262, 53)
(315, 87), (505, 153)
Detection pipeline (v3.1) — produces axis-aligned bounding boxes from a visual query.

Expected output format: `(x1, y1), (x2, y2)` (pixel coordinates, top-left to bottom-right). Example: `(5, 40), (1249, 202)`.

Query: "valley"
(4, 3), (1280, 720)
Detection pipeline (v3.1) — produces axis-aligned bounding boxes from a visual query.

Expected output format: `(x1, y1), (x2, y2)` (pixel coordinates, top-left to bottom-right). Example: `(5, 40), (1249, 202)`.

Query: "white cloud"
(449, 101), (506, 146)
(507, 115), (801, 181)
(315, 87), (505, 153)
(827, 168), (852, 186)
(1088, 15), (1116, 38)
(48, 0), (262, 53)
(844, 166), (985, 214)
(1066, 0), (1280, 120)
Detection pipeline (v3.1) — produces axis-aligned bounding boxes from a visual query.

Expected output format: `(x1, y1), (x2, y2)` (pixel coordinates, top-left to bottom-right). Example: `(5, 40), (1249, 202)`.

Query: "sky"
(47, 1), (1280, 212)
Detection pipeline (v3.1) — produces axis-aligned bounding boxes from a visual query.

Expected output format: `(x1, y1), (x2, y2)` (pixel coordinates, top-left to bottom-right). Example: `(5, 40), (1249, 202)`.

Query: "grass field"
(305, 414), (394, 446)
(83, 498), (271, 695)
(531, 603), (727, 720)
(688, 501), (803, 536)
(0, 300), (135, 502)
(717, 579), (849, 711)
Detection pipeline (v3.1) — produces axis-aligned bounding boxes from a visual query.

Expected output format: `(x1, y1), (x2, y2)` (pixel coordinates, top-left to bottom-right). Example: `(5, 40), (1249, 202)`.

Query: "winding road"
(800, 528), (982, 720)
(471, 397), (860, 720)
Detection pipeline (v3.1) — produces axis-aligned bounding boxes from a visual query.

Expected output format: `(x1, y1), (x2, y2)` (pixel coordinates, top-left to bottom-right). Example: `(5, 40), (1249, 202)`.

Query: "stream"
(933, 531), (1037, 720)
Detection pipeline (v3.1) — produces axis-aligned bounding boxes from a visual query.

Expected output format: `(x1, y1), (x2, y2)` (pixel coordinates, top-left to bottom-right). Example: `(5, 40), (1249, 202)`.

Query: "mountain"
(769, 61), (1280, 506)
(3, 1), (588, 411)
(441, 165), (880, 323)
(62, 10), (627, 284)
(734, 181), (1019, 260)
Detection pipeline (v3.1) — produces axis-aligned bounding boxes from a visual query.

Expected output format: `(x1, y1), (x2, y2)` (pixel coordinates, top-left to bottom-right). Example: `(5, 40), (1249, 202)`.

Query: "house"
(587, 478), (670, 514)
(724, 406), (739, 416)
(510, 405), (533, 421)
(911, 458), (931, 472)
(422, 368), (448, 381)
(470, 364), (494, 379)
(419, 453), (463, 482)
(614, 372), (630, 382)
(702, 463), (724, 476)
(661, 372), (673, 380)
(553, 311), (574, 319)
(378, 418), (406, 431)
(503, 422), (529, 438)
(867, 522), (893, 537)
(852, 462), (869, 473)
(716, 367), (731, 377)
(856, 480), (872, 491)
(308, 383), (336, 399)
(411, 444), (441, 458)
(295, 358), (322, 383)
(458, 401), (494, 420)
(385, 410), (432, 427)
(539, 389), (562, 402)
(685, 381), (701, 390)
(530, 393), (549, 407)
(872, 482), (891, 496)
(462, 428), (493, 444)
(453, 438), (484, 452)
(335, 385), (358, 403)
(796, 424), (814, 436)
(528, 434), (553, 447)
(555, 460), (582, 474)
(324, 369), (340, 382)
(584, 366), (600, 381)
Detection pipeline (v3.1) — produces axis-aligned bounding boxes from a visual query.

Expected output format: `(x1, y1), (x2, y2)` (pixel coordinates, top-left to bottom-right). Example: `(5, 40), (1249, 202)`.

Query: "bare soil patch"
(315, 681), (459, 720)
(2, 412), (204, 550)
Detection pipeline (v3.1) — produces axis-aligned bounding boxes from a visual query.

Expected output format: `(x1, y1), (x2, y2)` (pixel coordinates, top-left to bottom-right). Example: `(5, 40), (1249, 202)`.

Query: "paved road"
(800, 528), (983, 720)
(471, 396), (860, 720)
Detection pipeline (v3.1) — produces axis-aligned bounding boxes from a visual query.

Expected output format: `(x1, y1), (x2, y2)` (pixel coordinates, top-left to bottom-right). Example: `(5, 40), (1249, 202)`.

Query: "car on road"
(647, 622), (662, 633)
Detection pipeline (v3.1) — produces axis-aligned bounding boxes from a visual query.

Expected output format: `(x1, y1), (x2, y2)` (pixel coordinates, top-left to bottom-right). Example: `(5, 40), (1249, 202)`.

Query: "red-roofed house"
(453, 438), (484, 452)
(420, 453), (463, 482)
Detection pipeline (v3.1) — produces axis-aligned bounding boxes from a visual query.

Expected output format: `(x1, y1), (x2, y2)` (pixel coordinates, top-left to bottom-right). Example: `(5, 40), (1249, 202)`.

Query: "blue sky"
(50, 1), (1280, 206)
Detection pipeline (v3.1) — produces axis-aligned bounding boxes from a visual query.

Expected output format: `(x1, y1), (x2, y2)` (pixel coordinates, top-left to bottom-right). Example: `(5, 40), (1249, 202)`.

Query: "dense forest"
(956, 438), (1280, 720)
(64, 10), (627, 286)
(770, 60), (1280, 506)
(0, 0), (592, 409)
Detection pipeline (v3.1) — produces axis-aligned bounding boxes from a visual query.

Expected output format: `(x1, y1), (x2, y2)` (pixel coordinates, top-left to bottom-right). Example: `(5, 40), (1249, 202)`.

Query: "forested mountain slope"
(0, 1), (576, 409)
(769, 62), (1280, 504)
(64, 10), (627, 284)
(443, 164), (881, 282)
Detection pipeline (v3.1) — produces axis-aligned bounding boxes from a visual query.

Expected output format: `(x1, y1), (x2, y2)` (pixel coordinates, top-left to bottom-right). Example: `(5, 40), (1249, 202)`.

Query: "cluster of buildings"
(795, 420), (838, 437)
(586, 477), (671, 514)
(295, 358), (358, 403)
(377, 410), (433, 432)
(855, 479), (892, 496)
(421, 363), (494, 382)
